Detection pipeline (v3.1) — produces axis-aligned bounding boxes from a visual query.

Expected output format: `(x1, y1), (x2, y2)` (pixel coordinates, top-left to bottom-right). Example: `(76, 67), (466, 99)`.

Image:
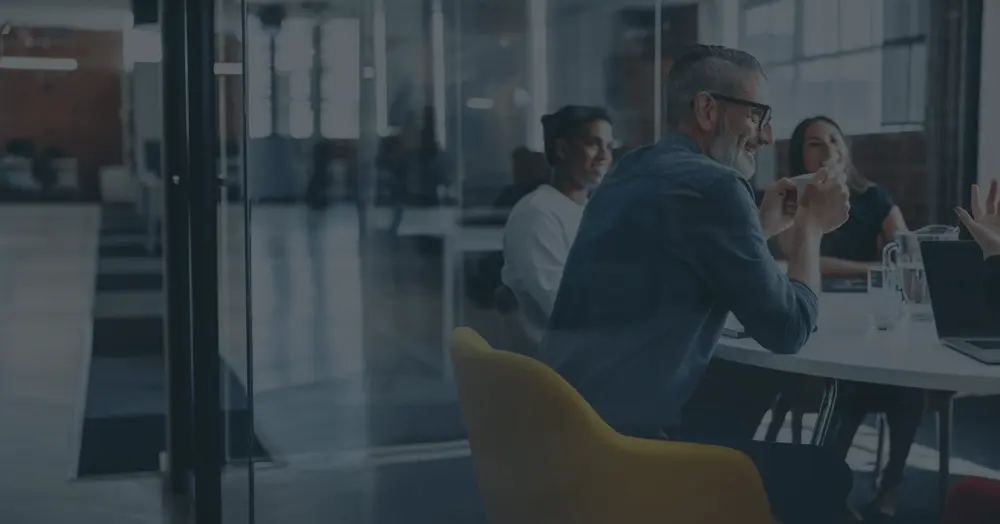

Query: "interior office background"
(0, 0), (997, 522)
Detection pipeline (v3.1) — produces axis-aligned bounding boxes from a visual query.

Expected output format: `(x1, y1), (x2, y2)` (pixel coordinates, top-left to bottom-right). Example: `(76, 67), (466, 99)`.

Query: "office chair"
(450, 327), (773, 524)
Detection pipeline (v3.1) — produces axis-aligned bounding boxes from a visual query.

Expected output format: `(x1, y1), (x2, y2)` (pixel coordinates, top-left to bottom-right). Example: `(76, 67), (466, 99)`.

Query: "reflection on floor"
(243, 205), (467, 456)
(1, 203), (999, 523)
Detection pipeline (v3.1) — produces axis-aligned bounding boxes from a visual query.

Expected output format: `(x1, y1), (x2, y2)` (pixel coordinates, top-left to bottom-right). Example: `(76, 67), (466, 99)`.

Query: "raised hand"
(956, 180), (1000, 258)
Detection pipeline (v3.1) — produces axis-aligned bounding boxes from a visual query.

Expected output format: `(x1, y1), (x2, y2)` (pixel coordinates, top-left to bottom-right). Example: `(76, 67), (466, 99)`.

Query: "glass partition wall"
(234, 1), (687, 522)
(161, 0), (975, 521)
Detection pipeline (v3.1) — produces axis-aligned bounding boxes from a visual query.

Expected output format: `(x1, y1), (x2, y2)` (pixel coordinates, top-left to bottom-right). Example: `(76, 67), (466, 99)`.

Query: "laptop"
(922, 240), (1000, 364)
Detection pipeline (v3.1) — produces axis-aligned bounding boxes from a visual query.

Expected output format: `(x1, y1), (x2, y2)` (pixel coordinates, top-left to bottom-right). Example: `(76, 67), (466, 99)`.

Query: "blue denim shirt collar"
(658, 131), (705, 155)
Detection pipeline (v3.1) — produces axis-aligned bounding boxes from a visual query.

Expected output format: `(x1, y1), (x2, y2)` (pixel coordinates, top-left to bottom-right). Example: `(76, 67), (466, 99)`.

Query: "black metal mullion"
(239, 0), (257, 521)
(185, 0), (222, 520)
(161, 0), (193, 498)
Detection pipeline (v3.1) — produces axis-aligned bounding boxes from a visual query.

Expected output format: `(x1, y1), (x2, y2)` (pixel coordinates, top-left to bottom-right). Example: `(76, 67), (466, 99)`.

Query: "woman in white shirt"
(500, 105), (615, 348)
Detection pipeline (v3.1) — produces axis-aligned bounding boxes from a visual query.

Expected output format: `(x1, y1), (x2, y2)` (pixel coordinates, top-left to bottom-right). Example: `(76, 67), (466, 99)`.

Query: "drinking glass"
(868, 266), (905, 330)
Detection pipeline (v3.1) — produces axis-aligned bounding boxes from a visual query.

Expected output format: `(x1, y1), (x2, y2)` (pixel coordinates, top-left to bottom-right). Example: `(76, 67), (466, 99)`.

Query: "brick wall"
(0, 27), (124, 199)
(774, 131), (931, 227)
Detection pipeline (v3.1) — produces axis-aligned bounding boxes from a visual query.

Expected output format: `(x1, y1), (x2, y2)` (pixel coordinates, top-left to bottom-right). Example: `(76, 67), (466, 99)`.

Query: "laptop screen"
(921, 240), (998, 338)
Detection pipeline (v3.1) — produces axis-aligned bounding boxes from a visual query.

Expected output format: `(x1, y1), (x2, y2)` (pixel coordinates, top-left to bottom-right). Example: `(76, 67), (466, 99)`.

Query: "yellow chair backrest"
(450, 326), (773, 524)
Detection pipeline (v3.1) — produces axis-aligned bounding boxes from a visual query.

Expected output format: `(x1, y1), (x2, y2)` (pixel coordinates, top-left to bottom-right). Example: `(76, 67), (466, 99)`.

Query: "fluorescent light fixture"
(466, 98), (494, 110)
(1, 7), (132, 31)
(0, 57), (78, 71)
(214, 62), (243, 75)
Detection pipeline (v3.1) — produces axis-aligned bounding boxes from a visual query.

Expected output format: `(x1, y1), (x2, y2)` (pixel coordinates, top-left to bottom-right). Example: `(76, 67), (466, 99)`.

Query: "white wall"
(979, 0), (999, 185)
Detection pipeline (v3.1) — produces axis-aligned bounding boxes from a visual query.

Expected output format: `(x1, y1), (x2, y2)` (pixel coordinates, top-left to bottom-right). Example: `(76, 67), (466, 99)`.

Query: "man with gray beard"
(538, 45), (855, 524)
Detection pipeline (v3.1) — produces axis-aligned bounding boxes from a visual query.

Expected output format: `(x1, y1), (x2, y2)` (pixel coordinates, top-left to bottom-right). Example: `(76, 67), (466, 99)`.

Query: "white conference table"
(715, 292), (1000, 507)
(384, 206), (506, 378)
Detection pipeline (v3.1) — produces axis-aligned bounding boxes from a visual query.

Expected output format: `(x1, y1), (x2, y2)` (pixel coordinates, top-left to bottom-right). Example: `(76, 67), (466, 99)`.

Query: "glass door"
(161, 0), (254, 521)
(216, 1), (257, 523)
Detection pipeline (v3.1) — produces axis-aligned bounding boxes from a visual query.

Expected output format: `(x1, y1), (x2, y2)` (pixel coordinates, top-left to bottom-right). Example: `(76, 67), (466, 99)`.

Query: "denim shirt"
(538, 132), (819, 432)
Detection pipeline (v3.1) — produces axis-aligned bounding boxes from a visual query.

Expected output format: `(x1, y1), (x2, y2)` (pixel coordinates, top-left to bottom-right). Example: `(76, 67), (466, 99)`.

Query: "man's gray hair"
(664, 45), (764, 129)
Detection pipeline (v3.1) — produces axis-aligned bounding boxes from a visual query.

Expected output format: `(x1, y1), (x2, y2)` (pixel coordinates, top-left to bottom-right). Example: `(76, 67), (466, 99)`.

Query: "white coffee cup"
(783, 174), (813, 204)
(789, 173), (812, 193)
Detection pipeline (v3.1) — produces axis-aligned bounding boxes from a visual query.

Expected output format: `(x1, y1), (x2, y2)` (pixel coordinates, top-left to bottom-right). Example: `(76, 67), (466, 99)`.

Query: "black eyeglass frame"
(699, 92), (773, 132)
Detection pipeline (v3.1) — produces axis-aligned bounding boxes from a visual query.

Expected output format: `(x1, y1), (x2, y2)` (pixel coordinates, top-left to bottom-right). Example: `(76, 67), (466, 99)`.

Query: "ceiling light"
(0, 56), (78, 71)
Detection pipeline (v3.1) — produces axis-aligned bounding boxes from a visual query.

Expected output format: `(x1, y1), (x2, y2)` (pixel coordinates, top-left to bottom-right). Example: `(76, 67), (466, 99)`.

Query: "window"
(802, 0), (838, 56)
(880, 0), (928, 125)
(320, 18), (361, 139)
(740, 0), (927, 136)
(834, 51), (883, 134)
(766, 65), (796, 138)
(247, 17), (272, 138)
(908, 43), (927, 123)
(883, 0), (927, 42)
(839, 0), (880, 51)
(742, 0), (794, 64)
(276, 17), (314, 138)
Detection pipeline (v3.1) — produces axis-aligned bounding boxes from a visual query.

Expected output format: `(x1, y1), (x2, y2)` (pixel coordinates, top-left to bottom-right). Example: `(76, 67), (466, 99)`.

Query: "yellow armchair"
(450, 326), (773, 524)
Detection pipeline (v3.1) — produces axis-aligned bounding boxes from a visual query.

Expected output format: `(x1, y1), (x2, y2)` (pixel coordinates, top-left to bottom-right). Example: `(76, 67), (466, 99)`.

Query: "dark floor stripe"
(79, 205), (268, 478)
(77, 409), (268, 477)
(91, 317), (163, 357)
(95, 272), (163, 291)
(100, 224), (147, 235)
(99, 244), (161, 258)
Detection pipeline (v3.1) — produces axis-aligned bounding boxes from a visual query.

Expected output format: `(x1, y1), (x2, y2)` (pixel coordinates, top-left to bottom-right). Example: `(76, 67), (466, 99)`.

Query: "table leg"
(442, 236), (455, 381)
(937, 397), (953, 515)
(811, 379), (840, 447)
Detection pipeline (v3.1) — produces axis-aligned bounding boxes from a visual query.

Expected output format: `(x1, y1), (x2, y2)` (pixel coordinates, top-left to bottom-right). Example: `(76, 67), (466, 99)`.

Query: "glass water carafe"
(880, 225), (959, 321)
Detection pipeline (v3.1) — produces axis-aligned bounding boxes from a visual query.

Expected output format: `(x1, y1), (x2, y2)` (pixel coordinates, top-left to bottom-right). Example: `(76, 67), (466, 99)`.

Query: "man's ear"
(692, 91), (717, 133)
(555, 137), (568, 162)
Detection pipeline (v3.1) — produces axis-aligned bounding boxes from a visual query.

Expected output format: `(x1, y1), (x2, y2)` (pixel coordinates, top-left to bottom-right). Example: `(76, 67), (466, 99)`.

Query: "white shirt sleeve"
(503, 207), (568, 318)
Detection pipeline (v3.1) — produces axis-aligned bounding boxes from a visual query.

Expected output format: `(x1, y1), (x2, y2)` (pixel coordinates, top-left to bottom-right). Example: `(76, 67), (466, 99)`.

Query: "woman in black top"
(956, 180), (1000, 308)
(783, 116), (920, 522)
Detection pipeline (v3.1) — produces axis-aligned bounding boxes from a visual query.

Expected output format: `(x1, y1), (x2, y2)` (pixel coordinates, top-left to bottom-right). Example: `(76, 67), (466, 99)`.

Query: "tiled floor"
(0, 205), (175, 523)
(2, 202), (999, 523)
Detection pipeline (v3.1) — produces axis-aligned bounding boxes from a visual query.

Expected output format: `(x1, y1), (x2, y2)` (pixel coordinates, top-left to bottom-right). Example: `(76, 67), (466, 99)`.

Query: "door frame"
(161, 0), (226, 521)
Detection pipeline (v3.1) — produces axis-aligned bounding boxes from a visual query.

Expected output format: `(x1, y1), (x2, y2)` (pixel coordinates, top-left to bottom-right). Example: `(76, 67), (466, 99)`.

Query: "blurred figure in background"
(377, 106), (451, 231)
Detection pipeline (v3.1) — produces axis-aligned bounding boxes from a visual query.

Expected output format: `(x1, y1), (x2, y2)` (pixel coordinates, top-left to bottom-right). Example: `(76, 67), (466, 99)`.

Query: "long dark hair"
(789, 115), (872, 192)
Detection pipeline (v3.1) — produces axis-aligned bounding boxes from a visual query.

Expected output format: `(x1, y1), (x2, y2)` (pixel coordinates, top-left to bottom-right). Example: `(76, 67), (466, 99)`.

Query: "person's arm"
(774, 228), (869, 276)
(502, 208), (569, 318)
(696, 176), (820, 355)
(881, 205), (909, 240)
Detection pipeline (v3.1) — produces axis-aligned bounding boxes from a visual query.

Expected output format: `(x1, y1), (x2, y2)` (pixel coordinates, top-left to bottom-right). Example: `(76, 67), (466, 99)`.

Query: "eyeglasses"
(706, 92), (772, 132)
